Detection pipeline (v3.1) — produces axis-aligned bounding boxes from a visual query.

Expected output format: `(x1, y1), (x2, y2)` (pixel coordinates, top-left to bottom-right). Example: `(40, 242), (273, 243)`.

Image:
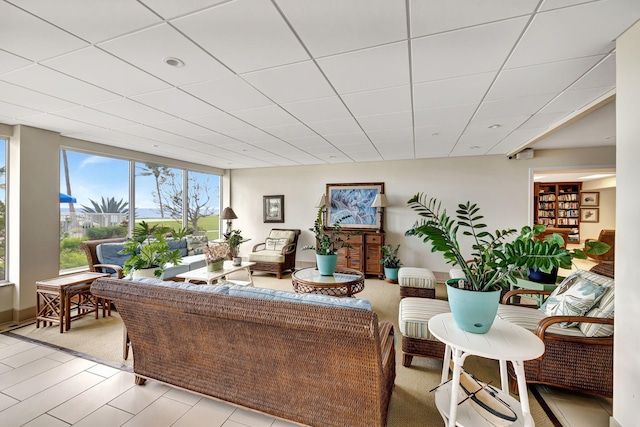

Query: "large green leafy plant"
(380, 244), (402, 268)
(405, 193), (610, 292)
(120, 221), (182, 278)
(302, 206), (354, 255)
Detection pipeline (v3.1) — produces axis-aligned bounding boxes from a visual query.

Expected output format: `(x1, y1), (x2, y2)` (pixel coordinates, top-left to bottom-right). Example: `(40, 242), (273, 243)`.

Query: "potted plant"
(302, 206), (353, 275)
(380, 244), (402, 282)
(203, 242), (229, 271)
(227, 229), (248, 266)
(121, 222), (182, 279)
(405, 193), (610, 334)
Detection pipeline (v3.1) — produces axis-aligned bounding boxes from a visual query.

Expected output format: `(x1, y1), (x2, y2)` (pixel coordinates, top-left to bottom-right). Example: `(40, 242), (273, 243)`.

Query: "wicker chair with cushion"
(248, 229), (301, 279)
(585, 229), (615, 263)
(499, 268), (615, 397)
(80, 238), (128, 278)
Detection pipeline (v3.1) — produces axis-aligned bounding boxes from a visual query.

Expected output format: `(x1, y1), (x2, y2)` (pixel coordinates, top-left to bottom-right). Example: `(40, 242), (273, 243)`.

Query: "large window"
(0, 139), (6, 281)
(60, 150), (130, 271)
(60, 151), (221, 272)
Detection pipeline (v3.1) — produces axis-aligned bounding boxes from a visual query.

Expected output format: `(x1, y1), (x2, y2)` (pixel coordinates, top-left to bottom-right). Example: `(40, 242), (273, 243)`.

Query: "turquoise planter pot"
(384, 267), (399, 281)
(446, 279), (501, 334)
(316, 254), (338, 276)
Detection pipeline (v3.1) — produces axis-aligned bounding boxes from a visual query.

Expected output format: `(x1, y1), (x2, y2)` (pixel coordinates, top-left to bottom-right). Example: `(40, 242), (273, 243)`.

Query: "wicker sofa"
(90, 277), (395, 427)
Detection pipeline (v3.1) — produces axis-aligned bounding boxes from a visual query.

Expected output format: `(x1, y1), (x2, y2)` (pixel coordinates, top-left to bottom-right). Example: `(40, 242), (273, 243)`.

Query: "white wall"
(231, 146), (615, 274)
(613, 20), (640, 427)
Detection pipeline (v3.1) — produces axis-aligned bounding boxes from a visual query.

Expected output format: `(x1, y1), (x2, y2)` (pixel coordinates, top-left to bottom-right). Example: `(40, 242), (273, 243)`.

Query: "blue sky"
(59, 151), (219, 217)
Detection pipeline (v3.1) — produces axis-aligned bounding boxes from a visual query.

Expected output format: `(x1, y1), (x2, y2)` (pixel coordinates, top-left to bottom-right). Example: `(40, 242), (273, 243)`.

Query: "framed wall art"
(325, 182), (384, 229)
(263, 195), (284, 223)
(580, 207), (599, 223)
(580, 192), (599, 207)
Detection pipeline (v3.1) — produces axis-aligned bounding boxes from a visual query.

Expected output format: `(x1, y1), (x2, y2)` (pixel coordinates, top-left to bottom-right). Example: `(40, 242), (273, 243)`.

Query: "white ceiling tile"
(324, 132), (371, 147)
(487, 55), (604, 100)
(414, 104), (477, 127)
(131, 88), (220, 117)
(286, 135), (333, 149)
(413, 72), (496, 111)
(317, 42), (410, 94)
(410, 0), (537, 38)
(307, 118), (363, 136)
(465, 115), (530, 135)
(11, 0), (161, 43)
(487, 127), (544, 154)
(282, 96), (351, 123)
(182, 76), (273, 112)
(0, 100), (43, 119)
(140, 0), (227, 19)
(99, 24), (232, 86)
(366, 128), (414, 144)
(276, 0), (406, 57)
(539, 0), (594, 12)
(0, 80), (77, 112)
(52, 107), (137, 129)
(263, 123), (317, 140)
(519, 112), (568, 130)
(569, 54), (616, 91)
(0, 65), (118, 105)
(540, 87), (613, 114)
(474, 93), (556, 120)
(43, 47), (170, 96)
(0, 51), (33, 74)
(223, 128), (280, 144)
(415, 142), (456, 159)
(232, 104), (298, 128)
(449, 145), (491, 156)
(507, 1), (640, 68)
(191, 132), (245, 148)
(342, 86), (411, 117)
(119, 125), (189, 144)
(148, 119), (212, 137)
(188, 112), (253, 133)
(172, 0), (309, 73)
(412, 18), (528, 83)
(90, 99), (175, 123)
(19, 113), (100, 134)
(241, 61), (335, 104)
(357, 112), (412, 132)
(415, 123), (466, 147)
(0, 2), (88, 61)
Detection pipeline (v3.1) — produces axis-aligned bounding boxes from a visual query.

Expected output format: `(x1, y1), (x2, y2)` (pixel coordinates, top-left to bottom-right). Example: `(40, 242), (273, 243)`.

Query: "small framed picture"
(580, 192), (599, 207)
(580, 208), (599, 223)
(263, 195), (284, 223)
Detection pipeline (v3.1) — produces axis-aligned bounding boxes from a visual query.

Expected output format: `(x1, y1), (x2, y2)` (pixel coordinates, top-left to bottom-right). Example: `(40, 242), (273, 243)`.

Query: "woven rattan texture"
(400, 287), (435, 299)
(401, 336), (446, 367)
(91, 278), (395, 427)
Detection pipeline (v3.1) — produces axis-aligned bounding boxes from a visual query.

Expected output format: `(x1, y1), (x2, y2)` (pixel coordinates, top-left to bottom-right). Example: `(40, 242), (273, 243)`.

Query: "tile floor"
(0, 332), (614, 427)
(0, 333), (297, 427)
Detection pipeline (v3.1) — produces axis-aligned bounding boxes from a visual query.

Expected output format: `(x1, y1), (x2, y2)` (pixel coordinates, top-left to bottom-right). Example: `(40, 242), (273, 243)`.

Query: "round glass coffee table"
(292, 267), (365, 297)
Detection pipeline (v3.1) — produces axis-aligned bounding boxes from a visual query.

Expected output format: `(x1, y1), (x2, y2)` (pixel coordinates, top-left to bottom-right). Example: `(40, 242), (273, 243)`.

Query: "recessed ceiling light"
(152, 144), (160, 148)
(163, 57), (185, 67)
(487, 124), (501, 129)
(329, 155), (336, 159)
(432, 132), (440, 136)
(469, 145), (481, 149)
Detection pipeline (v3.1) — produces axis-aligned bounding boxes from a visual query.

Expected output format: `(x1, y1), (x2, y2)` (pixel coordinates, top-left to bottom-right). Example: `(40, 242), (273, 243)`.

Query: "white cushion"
(497, 304), (585, 338)
(579, 282), (615, 337)
(399, 298), (450, 340)
(265, 237), (289, 251)
(248, 250), (285, 263)
(398, 267), (436, 289)
(268, 230), (295, 243)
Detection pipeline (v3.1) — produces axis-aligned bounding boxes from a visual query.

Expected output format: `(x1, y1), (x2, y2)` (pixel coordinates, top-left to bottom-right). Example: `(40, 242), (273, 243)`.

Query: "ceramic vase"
(316, 254), (338, 276)
(446, 279), (501, 334)
(132, 268), (159, 279)
(207, 260), (223, 272)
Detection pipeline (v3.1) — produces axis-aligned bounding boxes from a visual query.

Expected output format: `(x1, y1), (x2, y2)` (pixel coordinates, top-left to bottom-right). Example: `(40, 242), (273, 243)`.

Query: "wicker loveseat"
(90, 277), (395, 427)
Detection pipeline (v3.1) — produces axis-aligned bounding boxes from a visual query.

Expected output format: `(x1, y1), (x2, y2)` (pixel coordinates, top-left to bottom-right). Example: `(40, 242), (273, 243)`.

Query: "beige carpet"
(8, 272), (556, 427)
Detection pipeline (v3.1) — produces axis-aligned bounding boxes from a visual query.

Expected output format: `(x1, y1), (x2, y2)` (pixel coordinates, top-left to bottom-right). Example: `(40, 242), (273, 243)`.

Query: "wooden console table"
(36, 271), (110, 333)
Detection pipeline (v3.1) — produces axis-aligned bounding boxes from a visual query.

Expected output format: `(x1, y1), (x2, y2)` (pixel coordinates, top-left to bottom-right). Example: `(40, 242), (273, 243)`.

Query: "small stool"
(399, 297), (450, 367)
(399, 267), (436, 298)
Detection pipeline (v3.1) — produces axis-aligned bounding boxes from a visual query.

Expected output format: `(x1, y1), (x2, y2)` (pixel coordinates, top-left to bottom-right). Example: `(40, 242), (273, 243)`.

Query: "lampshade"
(371, 193), (388, 208)
(221, 207), (238, 220)
(315, 194), (327, 208)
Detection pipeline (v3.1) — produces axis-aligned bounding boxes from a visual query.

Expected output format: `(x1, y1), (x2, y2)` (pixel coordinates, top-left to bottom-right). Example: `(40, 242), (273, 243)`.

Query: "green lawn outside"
(137, 214), (220, 240)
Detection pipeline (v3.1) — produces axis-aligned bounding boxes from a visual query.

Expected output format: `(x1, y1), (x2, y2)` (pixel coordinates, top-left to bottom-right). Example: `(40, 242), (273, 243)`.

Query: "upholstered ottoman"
(399, 267), (437, 298)
(398, 297), (449, 367)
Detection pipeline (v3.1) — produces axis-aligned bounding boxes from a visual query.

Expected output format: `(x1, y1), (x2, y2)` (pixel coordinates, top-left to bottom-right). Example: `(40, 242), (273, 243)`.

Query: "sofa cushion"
(539, 270), (607, 327)
(265, 237), (289, 251)
(579, 283), (615, 337)
(228, 285), (372, 311)
(179, 254), (206, 270)
(248, 250), (285, 263)
(268, 230), (295, 243)
(133, 277), (230, 294)
(497, 304), (585, 337)
(399, 298), (450, 340)
(167, 238), (188, 257)
(186, 235), (208, 255)
(161, 263), (190, 279)
(96, 242), (130, 267)
(398, 267), (436, 289)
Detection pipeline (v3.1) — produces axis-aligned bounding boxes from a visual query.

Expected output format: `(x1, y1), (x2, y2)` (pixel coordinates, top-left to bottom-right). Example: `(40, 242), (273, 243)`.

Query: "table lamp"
(370, 193), (388, 233)
(221, 207), (237, 239)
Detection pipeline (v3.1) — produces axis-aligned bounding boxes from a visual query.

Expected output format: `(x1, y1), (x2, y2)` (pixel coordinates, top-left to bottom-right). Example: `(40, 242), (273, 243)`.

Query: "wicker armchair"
(585, 229), (615, 263)
(79, 238), (127, 278)
(500, 288), (614, 397)
(248, 229), (301, 279)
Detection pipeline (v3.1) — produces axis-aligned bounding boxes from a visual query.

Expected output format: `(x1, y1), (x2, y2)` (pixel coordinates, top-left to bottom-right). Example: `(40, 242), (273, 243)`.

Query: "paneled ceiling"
(0, 0), (637, 169)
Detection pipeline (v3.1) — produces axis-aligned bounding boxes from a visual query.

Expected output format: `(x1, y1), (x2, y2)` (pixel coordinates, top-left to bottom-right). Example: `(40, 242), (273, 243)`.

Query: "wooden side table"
(36, 272), (110, 333)
(428, 313), (545, 427)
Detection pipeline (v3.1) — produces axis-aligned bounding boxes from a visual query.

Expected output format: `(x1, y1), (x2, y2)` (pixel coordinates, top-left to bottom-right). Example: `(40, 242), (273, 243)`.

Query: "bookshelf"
(534, 182), (582, 242)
